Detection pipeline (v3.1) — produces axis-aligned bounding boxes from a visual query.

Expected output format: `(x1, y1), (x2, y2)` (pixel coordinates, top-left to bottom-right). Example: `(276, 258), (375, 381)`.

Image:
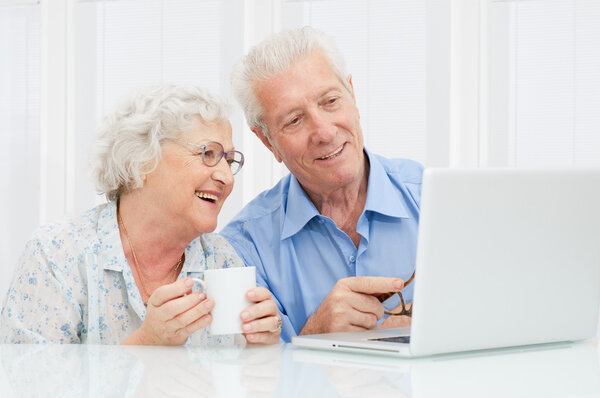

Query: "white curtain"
(488, 0), (600, 167)
(0, 4), (40, 306)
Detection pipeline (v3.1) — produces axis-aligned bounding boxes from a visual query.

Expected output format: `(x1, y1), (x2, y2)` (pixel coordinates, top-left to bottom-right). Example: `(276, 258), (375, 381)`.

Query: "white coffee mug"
(192, 266), (256, 335)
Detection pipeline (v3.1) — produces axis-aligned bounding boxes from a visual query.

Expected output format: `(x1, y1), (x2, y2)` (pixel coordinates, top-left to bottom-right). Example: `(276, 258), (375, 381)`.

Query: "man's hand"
(299, 276), (404, 335)
(378, 302), (413, 329)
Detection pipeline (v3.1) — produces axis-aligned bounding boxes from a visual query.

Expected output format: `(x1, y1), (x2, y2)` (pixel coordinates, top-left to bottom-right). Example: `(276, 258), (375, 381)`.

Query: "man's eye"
(288, 117), (300, 126)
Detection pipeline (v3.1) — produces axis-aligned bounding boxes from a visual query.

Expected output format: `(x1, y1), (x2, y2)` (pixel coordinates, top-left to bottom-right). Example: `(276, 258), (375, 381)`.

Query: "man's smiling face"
(253, 50), (365, 196)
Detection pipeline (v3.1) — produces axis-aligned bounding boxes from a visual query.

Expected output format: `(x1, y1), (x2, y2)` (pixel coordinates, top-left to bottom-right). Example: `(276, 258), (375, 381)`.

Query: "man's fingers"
(378, 314), (412, 329)
(149, 278), (195, 307)
(350, 293), (385, 320)
(347, 308), (379, 329)
(344, 276), (404, 295)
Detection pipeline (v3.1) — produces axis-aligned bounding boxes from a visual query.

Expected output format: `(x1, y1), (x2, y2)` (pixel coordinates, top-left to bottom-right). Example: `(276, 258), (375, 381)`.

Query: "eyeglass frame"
(375, 271), (415, 317)
(165, 137), (245, 175)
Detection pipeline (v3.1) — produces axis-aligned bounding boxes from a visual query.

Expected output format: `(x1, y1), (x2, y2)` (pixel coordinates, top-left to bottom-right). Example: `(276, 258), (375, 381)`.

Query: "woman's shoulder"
(28, 203), (109, 255)
(196, 233), (245, 269)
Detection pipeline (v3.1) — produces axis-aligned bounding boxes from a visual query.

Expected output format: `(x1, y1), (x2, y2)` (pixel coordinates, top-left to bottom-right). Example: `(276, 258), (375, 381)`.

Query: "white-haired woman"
(0, 85), (281, 346)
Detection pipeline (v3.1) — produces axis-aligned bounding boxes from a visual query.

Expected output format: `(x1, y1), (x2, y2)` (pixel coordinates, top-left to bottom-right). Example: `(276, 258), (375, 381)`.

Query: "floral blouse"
(0, 201), (244, 346)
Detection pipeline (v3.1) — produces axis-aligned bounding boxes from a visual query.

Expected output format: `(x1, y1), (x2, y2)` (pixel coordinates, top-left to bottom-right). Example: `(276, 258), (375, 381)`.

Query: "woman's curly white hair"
(89, 85), (230, 202)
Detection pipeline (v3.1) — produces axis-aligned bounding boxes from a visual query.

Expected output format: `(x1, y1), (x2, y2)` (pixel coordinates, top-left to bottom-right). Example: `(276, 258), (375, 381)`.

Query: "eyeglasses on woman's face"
(166, 138), (244, 175)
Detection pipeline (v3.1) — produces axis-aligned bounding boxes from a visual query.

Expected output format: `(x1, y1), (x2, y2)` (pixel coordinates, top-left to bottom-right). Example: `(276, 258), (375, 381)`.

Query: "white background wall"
(1, 0), (600, 312)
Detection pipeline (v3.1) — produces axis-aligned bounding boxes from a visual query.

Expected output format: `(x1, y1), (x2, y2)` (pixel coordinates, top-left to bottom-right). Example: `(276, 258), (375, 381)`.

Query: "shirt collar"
(280, 149), (410, 240)
(96, 201), (207, 273)
(97, 201), (126, 272)
(181, 238), (207, 273)
(363, 148), (411, 219)
(281, 175), (321, 240)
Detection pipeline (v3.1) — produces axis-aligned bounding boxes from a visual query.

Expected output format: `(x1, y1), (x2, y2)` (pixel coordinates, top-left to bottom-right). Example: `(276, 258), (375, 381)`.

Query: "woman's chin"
(195, 220), (218, 235)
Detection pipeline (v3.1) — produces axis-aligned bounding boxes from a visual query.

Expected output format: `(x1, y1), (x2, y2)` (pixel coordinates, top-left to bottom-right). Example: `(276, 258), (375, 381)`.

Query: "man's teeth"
(195, 192), (218, 202)
(319, 145), (343, 160)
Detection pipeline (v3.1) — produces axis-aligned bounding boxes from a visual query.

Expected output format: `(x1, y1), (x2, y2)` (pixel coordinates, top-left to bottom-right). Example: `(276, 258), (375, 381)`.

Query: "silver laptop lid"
(409, 168), (600, 356)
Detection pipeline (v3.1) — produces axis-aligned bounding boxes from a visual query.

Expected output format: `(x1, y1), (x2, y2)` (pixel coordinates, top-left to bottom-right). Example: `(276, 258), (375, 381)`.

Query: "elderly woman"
(0, 85), (281, 345)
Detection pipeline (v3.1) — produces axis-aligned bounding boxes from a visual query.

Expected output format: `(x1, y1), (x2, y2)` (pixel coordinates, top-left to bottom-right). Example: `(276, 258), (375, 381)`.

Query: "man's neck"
(304, 157), (370, 247)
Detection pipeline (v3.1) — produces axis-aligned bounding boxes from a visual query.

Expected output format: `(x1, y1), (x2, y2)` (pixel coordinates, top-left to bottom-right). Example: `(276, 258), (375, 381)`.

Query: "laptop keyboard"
(369, 336), (411, 344)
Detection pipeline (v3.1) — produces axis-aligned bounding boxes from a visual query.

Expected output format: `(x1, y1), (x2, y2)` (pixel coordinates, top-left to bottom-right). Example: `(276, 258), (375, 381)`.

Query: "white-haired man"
(222, 27), (423, 342)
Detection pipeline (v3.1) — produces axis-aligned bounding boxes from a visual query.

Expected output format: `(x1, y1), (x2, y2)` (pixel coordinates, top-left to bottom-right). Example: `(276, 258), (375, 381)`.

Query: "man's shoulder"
(371, 153), (424, 185)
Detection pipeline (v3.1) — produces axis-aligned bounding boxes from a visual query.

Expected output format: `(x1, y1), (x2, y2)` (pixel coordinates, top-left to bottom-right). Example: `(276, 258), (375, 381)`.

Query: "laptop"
(292, 168), (600, 357)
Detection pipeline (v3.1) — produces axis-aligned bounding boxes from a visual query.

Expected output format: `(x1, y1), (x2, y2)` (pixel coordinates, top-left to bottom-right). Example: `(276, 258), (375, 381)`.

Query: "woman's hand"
(122, 278), (214, 345)
(240, 287), (281, 345)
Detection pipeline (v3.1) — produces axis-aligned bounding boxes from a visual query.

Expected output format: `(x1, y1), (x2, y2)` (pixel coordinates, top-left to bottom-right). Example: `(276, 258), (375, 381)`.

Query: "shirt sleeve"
(0, 231), (84, 344)
(221, 224), (296, 342)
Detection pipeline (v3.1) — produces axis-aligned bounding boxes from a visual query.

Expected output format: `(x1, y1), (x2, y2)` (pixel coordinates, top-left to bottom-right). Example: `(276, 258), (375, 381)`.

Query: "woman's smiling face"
(142, 117), (235, 236)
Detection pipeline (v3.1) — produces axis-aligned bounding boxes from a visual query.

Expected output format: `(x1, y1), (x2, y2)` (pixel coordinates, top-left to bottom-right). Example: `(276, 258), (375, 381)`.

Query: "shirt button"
(349, 255), (356, 262)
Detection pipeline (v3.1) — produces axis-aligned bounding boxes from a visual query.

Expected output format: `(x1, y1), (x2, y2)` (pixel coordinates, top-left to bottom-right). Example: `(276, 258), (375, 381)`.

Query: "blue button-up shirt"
(221, 150), (423, 342)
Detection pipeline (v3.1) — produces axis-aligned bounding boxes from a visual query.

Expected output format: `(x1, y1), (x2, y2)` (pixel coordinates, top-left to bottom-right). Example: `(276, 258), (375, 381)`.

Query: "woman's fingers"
(158, 291), (206, 322)
(246, 286), (272, 303)
(245, 331), (278, 345)
(242, 314), (280, 334)
(241, 294), (281, 344)
(149, 278), (194, 307)
(241, 297), (277, 323)
(173, 298), (214, 331)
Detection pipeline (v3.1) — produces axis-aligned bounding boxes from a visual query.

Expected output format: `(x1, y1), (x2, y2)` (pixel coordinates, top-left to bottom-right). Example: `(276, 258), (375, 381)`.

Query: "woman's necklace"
(117, 209), (184, 304)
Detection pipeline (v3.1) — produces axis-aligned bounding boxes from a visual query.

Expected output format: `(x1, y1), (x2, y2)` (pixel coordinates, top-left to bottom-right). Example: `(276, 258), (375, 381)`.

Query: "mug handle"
(190, 277), (206, 291)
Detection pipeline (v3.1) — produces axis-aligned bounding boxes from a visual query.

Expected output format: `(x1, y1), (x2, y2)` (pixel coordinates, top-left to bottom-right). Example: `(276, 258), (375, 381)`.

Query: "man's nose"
(308, 112), (336, 144)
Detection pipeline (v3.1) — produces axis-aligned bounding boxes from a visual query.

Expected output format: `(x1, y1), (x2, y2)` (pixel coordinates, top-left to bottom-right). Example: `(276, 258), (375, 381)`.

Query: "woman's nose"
(212, 156), (235, 186)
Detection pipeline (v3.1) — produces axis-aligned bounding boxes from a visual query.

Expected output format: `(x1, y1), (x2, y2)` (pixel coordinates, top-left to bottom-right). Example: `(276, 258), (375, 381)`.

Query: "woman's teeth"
(319, 145), (343, 160)
(195, 192), (218, 203)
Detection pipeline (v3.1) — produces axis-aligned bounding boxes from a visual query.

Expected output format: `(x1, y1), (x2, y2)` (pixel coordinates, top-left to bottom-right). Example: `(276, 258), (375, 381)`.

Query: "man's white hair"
(89, 85), (230, 202)
(230, 26), (351, 138)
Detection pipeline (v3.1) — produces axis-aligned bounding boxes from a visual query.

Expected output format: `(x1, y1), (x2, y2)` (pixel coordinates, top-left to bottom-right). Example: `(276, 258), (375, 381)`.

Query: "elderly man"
(222, 27), (423, 342)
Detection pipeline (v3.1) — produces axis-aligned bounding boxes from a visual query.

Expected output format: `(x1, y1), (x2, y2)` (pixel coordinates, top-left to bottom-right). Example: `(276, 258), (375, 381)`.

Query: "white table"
(1, 340), (599, 397)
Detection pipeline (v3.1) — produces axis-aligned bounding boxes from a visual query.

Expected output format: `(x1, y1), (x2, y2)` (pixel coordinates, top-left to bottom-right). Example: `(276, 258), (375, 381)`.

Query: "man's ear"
(346, 74), (359, 118)
(251, 127), (283, 163)
(347, 74), (356, 103)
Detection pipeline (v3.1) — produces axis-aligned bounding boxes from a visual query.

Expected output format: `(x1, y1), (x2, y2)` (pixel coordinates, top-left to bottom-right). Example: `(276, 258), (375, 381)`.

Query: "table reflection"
(0, 342), (282, 398)
(291, 341), (600, 398)
(1, 341), (598, 397)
